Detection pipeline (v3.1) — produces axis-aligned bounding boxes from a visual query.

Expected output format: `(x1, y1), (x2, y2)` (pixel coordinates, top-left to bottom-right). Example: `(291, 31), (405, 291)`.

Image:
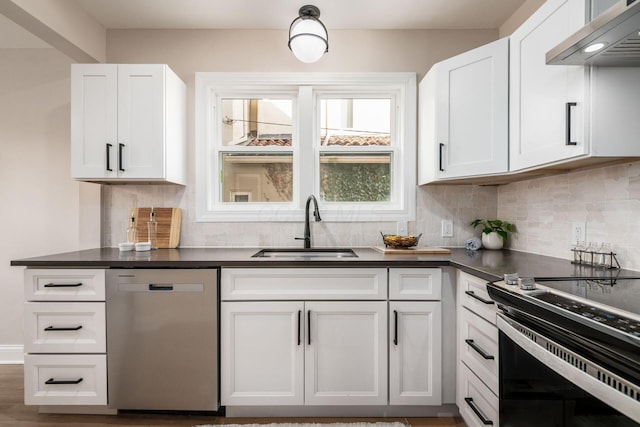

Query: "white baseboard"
(0, 345), (24, 364)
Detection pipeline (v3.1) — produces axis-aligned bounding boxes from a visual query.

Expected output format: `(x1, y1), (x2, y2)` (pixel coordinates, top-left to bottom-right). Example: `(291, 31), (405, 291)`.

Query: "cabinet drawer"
(24, 354), (107, 405)
(459, 307), (498, 394)
(24, 269), (106, 301)
(24, 302), (106, 353)
(458, 363), (499, 427)
(221, 268), (387, 300)
(457, 271), (497, 325)
(389, 268), (441, 300)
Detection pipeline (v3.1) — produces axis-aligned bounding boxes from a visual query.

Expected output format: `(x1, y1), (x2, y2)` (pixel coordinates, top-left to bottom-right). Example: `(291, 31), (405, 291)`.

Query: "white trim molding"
(0, 345), (24, 364)
(195, 72), (417, 223)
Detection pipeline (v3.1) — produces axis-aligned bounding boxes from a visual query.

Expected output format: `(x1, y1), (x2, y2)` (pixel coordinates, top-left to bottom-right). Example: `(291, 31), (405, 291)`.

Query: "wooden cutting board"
(373, 246), (451, 254)
(129, 208), (181, 248)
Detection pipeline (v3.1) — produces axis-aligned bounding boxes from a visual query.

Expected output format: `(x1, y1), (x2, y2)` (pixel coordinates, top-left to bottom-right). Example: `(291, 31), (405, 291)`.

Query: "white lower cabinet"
(24, 354), (107, 406)
(458, 363), (499, 427)
(221, 299), (387, 406)
(221, 301), (304, 406)
(389, 301), (442, 405)
(22, 268), (107, 407)
(456, 270), (499, 427)
(221, 267), (445, 409)
(305, 301), (387, 406)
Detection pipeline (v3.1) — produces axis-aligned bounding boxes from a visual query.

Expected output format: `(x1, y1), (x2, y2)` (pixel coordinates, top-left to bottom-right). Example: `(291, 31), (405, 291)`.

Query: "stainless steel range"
(487, 274), (640, 426)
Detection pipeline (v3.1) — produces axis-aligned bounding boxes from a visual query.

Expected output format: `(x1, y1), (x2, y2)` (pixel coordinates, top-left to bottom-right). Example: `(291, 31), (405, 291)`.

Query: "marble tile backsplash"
(102, 160), (640, 271)
(102, 184), (498, 250)
(498, 161), (640, 271)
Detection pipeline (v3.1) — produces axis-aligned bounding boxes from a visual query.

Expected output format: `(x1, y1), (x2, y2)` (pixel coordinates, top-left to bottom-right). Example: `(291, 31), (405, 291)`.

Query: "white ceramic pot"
(482, 231), (504, 250)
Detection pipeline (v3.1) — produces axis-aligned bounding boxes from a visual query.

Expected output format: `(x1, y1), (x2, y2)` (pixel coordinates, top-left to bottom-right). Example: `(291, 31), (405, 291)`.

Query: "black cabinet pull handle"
(149, 284), (173, 291)
(393, 310), (398, 346)
(566, 102), (577, 146)
(439, 143), (445, 171)
(45, 325), (83, 331)
(465, 339), (495, 360)
(464, 397), (494, 425)
(465, 290), (495, 305)
(307, 310), (311, 345)
(44, 283), (82, 288)
(106, 143), (113, 171)
(118, 143), (125, 172)
(297, 310), (302, 346)
(45, 377), (83, 385)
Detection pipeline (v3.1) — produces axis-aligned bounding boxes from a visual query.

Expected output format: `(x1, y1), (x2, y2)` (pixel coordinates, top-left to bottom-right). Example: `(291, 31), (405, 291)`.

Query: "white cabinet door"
(457, 363), (499, 427)
(418, 38), (508, 183)
(116, 64), (165, 180)
(71, 64), (118, 179)
(389, 301), (442, 405)
(305, 301), (387, 405)
(457, 271), (498, 325)
(70, 64), (185, 184)
(510, 0), (587, 171)
(221, 301), (304, 406)
(24, 354), (107, 406)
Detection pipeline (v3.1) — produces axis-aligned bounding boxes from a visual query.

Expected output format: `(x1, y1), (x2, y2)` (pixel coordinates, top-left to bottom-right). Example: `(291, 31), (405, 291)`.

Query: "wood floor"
(0, 364), (466, 427)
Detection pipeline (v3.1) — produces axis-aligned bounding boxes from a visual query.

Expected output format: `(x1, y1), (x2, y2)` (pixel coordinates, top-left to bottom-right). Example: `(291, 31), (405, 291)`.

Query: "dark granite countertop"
(11, 247), (635, 281)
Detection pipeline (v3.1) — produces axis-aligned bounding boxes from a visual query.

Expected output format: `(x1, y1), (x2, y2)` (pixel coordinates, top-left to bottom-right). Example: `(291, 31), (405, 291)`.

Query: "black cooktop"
(533, 292), (640, 338)
(534, 276), (640, 317)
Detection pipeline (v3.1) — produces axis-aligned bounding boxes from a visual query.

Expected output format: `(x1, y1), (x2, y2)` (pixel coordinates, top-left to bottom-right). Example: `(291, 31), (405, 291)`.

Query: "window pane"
(221, 153), (293, 202)
(221, 99), (293, 147)
(320, 153), (391, 202)
(320, 98), (391, 146)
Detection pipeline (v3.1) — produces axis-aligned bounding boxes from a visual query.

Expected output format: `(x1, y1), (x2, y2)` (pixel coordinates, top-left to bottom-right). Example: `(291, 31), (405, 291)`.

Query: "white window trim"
(195, 72), (416, 222)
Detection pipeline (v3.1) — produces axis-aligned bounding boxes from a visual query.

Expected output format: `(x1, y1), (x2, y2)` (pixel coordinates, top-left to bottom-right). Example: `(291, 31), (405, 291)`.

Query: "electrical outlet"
(441, 219), (453, 238)
(571, 222), (586, 245)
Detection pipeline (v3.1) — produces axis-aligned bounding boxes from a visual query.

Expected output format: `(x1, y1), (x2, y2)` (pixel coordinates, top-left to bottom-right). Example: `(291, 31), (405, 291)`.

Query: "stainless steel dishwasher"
(106, 269), (218, 411)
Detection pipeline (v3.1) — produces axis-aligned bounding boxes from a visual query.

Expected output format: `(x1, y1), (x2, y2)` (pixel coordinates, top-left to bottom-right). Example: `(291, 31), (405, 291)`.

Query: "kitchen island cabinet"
(71, 64), (186, 184)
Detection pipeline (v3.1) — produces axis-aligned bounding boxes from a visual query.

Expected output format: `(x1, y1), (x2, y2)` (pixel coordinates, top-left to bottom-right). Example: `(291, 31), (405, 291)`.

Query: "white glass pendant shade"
(288, 5), (328, 63)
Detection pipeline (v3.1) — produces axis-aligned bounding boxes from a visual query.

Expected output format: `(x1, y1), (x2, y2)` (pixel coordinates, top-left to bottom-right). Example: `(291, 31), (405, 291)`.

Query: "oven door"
(497, 313), (640, 426)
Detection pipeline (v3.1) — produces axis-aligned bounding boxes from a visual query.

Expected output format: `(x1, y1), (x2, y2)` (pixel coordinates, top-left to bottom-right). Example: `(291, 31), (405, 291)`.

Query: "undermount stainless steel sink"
(252, 248), (358, 258)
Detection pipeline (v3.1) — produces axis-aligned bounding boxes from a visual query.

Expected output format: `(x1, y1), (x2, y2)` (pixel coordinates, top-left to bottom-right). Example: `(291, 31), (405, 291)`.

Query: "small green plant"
(470, 219), (515, 241)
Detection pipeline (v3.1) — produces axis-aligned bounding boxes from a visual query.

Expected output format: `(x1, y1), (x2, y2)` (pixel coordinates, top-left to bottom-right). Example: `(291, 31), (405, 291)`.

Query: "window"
(196, 73), (416, 222)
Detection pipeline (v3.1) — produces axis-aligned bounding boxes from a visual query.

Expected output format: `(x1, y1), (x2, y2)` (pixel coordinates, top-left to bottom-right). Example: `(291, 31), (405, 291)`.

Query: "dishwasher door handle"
(149, 284), (174, 291)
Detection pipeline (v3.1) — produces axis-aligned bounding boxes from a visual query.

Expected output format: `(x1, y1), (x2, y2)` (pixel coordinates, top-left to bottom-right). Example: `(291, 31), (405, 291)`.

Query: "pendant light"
(288, 5), (329, 63)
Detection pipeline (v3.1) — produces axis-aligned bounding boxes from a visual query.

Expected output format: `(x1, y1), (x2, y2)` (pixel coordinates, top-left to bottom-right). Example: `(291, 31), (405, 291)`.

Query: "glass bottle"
(584, 241), (595, 265)
(126, 215), (137, 243)
(597, 242), (612, 268)
(148, 209), (158, 250)
(573, 240), (585, 264)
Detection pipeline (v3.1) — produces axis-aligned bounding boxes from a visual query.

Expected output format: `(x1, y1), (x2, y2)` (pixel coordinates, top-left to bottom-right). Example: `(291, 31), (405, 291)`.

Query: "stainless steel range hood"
(546, 0), (640, 66)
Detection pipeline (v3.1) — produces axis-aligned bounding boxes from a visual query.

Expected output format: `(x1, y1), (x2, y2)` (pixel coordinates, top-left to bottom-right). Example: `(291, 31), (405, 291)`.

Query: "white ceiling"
(73, 0), (528, 30)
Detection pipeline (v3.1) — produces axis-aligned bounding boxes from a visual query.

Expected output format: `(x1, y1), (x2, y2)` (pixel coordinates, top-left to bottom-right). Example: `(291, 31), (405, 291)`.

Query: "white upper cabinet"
(71, 64), (186, 184)
(510, 0), (640, 172)
(418, 38), (508, 183)
(509, 0), (588, 171)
